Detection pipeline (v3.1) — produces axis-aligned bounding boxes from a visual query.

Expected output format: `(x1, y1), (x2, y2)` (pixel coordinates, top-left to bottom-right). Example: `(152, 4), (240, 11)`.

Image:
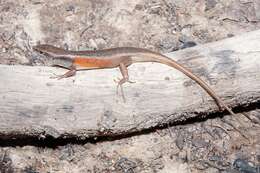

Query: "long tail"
(132, 52), (235, 115)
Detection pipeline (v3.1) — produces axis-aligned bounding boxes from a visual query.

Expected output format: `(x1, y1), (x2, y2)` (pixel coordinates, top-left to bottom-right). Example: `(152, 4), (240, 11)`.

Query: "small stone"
(175, 135), (185, 150)
(2, 47), (7, 53)
(135, 4), (143, 11)
(66, 5), (75, 12)
(205, 0), (217, 11)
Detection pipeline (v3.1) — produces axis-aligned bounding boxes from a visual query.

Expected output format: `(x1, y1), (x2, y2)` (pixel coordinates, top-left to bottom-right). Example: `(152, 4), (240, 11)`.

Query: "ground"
(0, 0), (259, 172)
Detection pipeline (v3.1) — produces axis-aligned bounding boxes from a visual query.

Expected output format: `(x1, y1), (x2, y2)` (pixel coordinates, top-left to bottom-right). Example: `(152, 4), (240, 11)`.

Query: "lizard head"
(33, 44), (68, 57)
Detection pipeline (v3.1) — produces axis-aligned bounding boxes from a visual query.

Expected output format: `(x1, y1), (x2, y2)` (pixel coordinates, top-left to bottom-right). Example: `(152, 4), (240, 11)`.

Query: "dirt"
(0, 0), (259, 172)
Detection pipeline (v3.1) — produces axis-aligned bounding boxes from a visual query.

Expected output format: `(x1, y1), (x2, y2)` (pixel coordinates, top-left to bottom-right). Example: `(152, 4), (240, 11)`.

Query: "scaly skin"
(33, 44), (235, 115)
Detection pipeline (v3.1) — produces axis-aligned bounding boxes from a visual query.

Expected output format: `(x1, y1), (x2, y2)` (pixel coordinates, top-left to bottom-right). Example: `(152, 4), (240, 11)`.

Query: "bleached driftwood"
(0, 30), (260, 139)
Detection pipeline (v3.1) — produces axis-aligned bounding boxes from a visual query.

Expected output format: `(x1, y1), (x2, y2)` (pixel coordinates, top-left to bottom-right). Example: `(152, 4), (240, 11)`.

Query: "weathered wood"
(0, 30), (260, 139)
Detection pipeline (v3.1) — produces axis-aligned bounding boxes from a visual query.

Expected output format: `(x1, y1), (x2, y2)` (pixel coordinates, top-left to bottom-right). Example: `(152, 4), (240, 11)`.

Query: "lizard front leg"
(50, 66), (77, 80)
(116, 63), (135, 101)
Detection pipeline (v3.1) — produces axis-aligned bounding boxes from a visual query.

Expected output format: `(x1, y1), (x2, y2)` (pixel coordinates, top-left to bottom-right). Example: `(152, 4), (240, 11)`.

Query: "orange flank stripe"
(73, 57), (112, 68)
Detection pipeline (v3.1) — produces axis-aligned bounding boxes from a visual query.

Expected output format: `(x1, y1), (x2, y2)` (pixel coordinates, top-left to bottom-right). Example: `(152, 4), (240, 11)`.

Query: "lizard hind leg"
(116, 63), (135, 102)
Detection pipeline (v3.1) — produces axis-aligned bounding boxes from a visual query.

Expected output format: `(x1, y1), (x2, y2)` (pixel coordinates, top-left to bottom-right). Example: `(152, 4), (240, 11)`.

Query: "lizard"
(33, 44), (235, 115)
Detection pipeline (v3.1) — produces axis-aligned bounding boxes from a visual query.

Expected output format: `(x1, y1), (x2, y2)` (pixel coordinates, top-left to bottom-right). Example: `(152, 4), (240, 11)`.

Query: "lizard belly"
(73, 57), (116, 69)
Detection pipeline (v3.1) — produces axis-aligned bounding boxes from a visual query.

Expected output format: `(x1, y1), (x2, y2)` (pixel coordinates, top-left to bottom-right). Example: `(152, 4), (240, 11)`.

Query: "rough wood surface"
(1, 30), (260, 139)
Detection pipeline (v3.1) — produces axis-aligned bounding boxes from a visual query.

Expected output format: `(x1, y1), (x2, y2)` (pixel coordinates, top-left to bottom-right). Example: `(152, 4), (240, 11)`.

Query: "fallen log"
(0, 30), (260, 139)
